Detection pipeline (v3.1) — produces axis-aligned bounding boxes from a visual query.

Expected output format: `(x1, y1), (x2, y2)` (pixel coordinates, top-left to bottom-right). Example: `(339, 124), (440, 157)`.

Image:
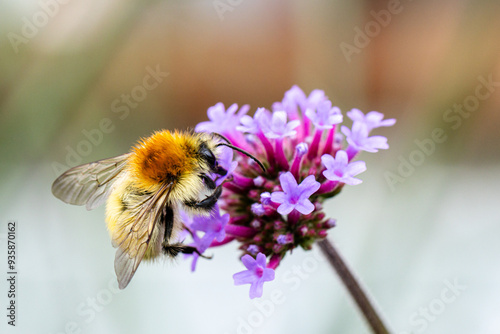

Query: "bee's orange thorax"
(129, 130), (199, 188)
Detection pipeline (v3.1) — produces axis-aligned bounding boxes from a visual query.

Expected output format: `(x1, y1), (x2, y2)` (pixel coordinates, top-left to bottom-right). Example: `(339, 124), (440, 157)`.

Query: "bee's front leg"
(214, 165), (227, 176)
(184, 186), (222, 212)
(199, 173), (216, 190)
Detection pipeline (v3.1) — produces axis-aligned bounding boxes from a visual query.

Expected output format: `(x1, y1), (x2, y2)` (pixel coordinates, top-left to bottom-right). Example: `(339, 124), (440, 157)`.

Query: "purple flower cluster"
(184, 86), (395, 299)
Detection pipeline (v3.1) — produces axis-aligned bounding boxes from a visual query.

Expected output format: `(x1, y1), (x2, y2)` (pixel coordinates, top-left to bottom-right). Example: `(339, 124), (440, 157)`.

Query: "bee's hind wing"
(51, 153), (131, 210)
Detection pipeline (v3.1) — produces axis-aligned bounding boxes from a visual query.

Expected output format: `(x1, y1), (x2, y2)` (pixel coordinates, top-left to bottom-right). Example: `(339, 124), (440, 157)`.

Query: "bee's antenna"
(216, 142), (266, 172)
(212, 133), (232, 144)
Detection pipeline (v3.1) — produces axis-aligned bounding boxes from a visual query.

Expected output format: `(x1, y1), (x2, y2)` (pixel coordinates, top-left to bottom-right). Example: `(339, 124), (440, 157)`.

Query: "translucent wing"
(51, 154), (131, 210)
(113, 182), (173, 289)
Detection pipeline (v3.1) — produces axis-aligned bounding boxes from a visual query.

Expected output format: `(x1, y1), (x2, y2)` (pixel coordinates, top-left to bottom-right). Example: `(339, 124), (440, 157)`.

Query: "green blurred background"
(1, 0), (500, 333)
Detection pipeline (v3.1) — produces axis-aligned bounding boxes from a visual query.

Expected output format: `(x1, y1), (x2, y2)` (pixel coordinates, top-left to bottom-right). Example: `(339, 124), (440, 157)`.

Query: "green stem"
(317, 238), (390, 334)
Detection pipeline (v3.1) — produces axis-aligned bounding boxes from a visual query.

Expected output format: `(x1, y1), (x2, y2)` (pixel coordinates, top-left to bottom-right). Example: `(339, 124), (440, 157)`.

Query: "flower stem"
(317, 238), (390, 334)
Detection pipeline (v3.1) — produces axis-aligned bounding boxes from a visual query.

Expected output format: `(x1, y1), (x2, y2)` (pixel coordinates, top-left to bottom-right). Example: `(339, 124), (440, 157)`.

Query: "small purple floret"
(265, 111), (301, 139)
(321, 150), (367, 185)
(347, 108), (396, 131)
(251, 203), (266, 216)
(233, 253), (275, 299)
(276, 234), (294, 245)
(237, 107), (271, 134)
(214, 146), (238, 186)
(260, 192), (271, 205)
(305, 100), (343, 130)
(341, 123), (389, 153)
(195, 103), (248, 134)
(270, 173), (320, 215)
(253, 176), (265, 187)
(190, 205), (229, 250)
(247, 245), (260, 255)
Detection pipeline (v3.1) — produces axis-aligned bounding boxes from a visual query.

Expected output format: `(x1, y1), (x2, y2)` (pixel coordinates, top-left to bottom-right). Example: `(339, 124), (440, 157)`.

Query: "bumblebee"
(52, 130), (264, 289)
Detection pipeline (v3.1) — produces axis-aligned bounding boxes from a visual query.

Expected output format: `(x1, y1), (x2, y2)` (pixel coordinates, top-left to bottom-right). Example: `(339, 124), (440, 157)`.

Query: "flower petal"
(237, 104), (250, 117)
(241, 254), (258, 271)
(270, 191), (286, 204)
(286, 120), (301, 132)
(277, 202), (295, 215)
(323, 169), (340, 181)
(341, 125), (352, 137)
(190, 253), (200, 272)
(334, 150), (348, 165)
(347, 108), (364, 122)
(256, 253), (267, 268)
(249, 281), (264, 299)
(226, 103), (238, 117)
(343, 177), (362, 186)
(366, 135), (389, 150)
(233, 270), (256, 285)
(294, 199), (315, 215)
(305, 108), (317, 123)
(380, 118), (396, 127)
(261, 268), (275, 282)
(271, 111), (287, 131)
(307, 89), (326, 107)
(279, 172), (298, 194)
(207, 103), (224, 120)
(345, 160), (366, 176)
(298, 175), (320, 198)
(321, 154), (335, 169)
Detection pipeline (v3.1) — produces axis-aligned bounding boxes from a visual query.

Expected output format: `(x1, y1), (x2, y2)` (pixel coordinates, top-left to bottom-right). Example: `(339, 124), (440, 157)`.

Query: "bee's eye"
(199, 143), (217, 168)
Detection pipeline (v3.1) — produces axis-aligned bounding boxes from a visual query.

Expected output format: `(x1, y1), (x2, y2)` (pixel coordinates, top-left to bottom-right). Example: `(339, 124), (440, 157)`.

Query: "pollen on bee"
(128, 130), (199, 188)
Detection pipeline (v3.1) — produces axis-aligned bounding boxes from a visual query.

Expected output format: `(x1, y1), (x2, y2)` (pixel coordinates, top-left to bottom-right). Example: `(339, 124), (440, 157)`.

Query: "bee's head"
(198, 140), (227, 176)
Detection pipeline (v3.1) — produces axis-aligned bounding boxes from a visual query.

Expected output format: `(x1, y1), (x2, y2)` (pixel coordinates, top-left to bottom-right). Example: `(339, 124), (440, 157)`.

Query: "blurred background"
(1, 0), (500, 333)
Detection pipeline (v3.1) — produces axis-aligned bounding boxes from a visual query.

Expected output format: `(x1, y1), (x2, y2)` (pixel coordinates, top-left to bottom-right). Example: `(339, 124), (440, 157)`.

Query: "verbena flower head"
(185, 86), (395, 298)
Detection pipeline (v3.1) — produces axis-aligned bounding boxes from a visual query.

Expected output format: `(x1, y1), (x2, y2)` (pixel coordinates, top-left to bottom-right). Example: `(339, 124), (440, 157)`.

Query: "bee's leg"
(214, 165), (227, 176)
(184, 186), (222, 212)
(162, 243), (212, 259)
(199, 173), (216, 190)
(160, 205), (174, 241)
